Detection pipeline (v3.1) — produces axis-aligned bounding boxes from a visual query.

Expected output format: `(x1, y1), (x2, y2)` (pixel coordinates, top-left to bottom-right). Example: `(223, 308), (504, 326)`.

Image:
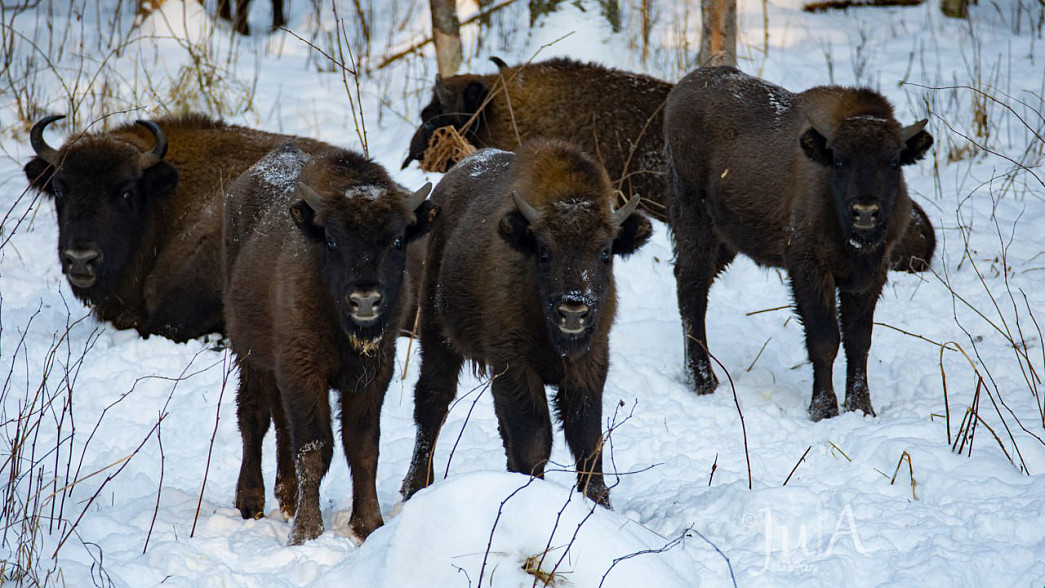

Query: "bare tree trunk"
(431, 0), (462, 78)
(697, 0), (737, 67)
(941, 0), (968, 18)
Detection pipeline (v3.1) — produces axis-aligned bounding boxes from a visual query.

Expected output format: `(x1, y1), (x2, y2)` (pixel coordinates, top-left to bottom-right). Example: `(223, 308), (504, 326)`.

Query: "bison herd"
(24, 59), (936, 545)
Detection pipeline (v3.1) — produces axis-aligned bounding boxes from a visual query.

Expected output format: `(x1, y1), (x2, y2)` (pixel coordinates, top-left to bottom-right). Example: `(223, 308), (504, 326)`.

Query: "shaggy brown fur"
(664, 67), (934, 420)
(400, 140), (652, 507)
(404, 57), (935, 273)
(225, 144), (437, 544)
(23, 113), (327, 342)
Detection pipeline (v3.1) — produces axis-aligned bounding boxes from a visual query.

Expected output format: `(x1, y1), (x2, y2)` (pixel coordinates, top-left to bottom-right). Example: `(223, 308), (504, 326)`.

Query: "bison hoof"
(235, 489), (265, 520)
(350, 512), (384, 542)
(274, 480), (298, 520)
(808, 394), (840, 421)
(583, 483), (612, 509)
(843, 396), (876, 417)
(687, 365), (719, 396)
(288, 515), (324, 545)
(400, 467), (430, 501)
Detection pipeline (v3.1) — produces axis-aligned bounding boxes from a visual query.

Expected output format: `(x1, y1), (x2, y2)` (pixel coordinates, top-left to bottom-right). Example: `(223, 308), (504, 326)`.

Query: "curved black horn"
(135, 120), (168, 168)
(901, 119), (929, 142)
(298, 182), (324, 211)
(489, 56), (509, 72)
(512, 190), (540, 224)
(611, 193), (641, 226)
(30, 115), (65, 165)
(406, 182), (433, 210)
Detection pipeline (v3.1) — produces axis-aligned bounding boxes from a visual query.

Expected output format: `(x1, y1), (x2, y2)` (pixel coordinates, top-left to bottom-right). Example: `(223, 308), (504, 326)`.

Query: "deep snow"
(1, 0), (1044, 586)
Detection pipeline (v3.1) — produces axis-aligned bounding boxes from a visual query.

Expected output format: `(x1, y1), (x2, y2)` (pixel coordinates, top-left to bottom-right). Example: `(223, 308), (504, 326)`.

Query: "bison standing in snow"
(23, 114), (325, 342)
(400, 140), (652, 507)
(224, 144), (437, 544)
(664, 67), (934, 420)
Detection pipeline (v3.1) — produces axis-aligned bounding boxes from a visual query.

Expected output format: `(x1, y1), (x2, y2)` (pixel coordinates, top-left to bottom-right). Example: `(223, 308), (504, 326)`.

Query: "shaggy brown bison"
(664, 66), (934, 420)
(402, 57), (672, 221)
(400, 140), (652, 507)
(224, 143), (436, 544)
(403, 57), (936, 272)
(23, 114), (324, 342)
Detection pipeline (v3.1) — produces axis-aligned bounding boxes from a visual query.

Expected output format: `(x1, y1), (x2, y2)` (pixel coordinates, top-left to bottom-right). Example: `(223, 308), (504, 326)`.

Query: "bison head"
(402, 73), (490, 169)
(800, 114), (932, 248)
(498, 187), (651, 357)
(23, 115), (179, 295)
(290, 156), (437, 353)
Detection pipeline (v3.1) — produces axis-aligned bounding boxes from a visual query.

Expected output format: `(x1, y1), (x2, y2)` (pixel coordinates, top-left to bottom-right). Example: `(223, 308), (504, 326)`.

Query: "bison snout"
(348, 290), (383, 322)
(557, 301), (591, 335)
(849, 203), (880, 230)
(62, 247), (103, 288)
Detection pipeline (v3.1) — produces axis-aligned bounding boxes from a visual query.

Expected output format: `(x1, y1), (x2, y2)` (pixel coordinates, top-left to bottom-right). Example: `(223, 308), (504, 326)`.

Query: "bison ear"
(290, 200), (323, 241)
(900, 124), (933, 166)
(800, 127), (833, 166)
(405, 200), (440, 244)
(460, 80), (489, 115)
(140, 161), (179, 196)
(613, 213), (653, 258)
(497, 210), (537, 256)
(24, 158), (56, 195)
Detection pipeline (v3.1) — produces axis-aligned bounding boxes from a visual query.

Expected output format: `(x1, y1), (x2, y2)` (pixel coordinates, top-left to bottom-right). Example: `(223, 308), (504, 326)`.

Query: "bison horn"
(434, 74), (454, 107)
(489, 56), (509, 72)
(512, 190), (540, 224)
(30, 114), (65, 165)
(611, 193), (641, 226)
(405, 181), (433, 210)
(901, 119), (929, 142)
(135, 120), (168, 168)
(298, 182), (324, 211)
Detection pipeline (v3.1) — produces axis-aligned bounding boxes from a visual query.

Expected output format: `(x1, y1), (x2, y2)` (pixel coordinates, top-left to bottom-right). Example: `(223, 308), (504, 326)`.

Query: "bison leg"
(492, 367), (553, 479)
(401, 334), (463, 500)
(839, 289), (880, 417)
(217, 0), (232, 21)
(233, 0), (251, 34)
(555, 380), (610, 508)
(790, 270), (841, 421)
(339, 355), (394, 541)
(281, 376), (334, 545)
(269, 385), (297, 519)
(270, 0), (285, 29)
(234, 364), (273, 520)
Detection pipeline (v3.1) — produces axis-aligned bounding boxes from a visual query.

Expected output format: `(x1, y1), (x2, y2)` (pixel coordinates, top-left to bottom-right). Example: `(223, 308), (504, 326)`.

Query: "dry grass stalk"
(420, 125), (478, 173)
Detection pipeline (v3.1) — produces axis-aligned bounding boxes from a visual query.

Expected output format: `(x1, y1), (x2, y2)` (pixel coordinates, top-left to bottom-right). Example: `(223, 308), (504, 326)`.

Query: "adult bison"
(400, 140), (652, 507)
(23, 114), (324, 342)
(224, 143), (436, 544)
(216, 0), (282, 35)
(664, 66), (934, 420)
(403, 57), (936, 272)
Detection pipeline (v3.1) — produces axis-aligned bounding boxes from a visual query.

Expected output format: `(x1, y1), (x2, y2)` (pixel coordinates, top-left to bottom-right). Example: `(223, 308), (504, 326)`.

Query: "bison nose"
(849, 203), (880, 229)
(62, 248), (102, 287)
(557, 301), (590, 334)
(348, 290), (383, 320)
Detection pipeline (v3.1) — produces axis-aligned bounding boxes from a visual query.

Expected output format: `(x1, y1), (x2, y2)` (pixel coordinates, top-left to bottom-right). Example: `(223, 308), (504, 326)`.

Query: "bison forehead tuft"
(344, 184), (386, 200)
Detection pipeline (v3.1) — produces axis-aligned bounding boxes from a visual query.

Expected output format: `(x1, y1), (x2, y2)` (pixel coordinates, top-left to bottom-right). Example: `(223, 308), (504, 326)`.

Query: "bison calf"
(224, 144), (436, 544)
(23, 114), (324, 342)
(664, 67), (934, 420)
(400, 140), (652, 507)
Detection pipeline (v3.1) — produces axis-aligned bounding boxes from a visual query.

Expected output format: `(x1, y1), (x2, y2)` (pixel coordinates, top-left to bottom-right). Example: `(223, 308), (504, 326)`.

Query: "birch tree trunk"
(431, 0), (462, 78)
(697, 0), (737, 67)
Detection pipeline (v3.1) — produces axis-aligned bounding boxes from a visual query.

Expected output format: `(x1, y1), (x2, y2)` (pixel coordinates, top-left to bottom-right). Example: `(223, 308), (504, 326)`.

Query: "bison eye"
(326, 236), (338, 251)
(834, 158), (845, 169)
(600, 248), (611, 263)
(889, 159), (899, 170)
(538, 247), (551, 263)
(52, 185), (64, 202)
(121, 190), (133, 202)
(392, 237), (404, 251)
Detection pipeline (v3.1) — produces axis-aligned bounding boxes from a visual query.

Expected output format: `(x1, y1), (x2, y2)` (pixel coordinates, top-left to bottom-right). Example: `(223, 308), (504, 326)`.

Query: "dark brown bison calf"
(400, 140), (652, 507)
(664, 67), (934, 420)
(403, 57), (935, 272)
(23, 114), (324, 342)
(224, 143), (436, 544)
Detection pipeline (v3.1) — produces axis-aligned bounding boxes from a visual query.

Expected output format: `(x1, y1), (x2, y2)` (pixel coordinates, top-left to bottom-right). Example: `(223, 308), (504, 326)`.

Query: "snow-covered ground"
(2, 0), (1043, 585)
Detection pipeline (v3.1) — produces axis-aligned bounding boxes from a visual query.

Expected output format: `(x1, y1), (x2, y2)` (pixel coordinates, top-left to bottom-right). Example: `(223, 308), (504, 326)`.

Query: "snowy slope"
(1, 0), (1043, 586)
